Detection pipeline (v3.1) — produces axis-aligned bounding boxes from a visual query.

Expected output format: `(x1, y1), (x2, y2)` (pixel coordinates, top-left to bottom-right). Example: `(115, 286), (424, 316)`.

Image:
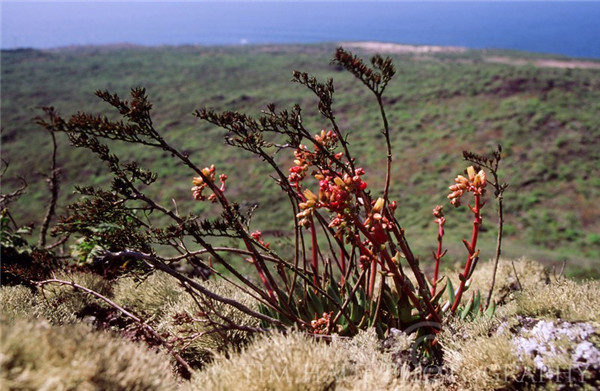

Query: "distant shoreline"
(339, 41), (468, 54)
(4, 41), (600, 70)
(341, 41), (600, 70)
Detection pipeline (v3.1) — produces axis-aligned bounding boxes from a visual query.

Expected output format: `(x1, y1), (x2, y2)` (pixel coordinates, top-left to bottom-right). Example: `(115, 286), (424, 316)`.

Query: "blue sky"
(2, 1), (600, 58)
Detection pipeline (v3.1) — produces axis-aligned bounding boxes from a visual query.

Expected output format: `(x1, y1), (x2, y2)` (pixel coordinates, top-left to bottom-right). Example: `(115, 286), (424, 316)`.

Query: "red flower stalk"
(192, 168), (281, 303)
(431, 205), (447, 296)
(339, 247), (346, 286)
(448, 166), (487, 314)
(309, 215), (320, 288)
(246, 256), (276, 302)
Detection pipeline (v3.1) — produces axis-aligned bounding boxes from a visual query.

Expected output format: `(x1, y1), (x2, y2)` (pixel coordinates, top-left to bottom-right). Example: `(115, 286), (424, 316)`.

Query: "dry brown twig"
(35, 277), (194, 377)
(38, 130), (61, 247)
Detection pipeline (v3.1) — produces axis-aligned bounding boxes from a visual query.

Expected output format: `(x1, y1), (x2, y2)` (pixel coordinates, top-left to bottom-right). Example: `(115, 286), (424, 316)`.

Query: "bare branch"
(39, 130), (61, 247)
(101, 250), (285, 327)
(35, 278), (193, 377)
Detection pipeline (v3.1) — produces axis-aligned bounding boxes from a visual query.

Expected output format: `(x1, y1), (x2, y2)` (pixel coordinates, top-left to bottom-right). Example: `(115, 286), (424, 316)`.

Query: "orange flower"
(310, 311), (333, 335)
(251, 230), (270, 249)
(448, 166), (487, 207)
(191, 165), (227, 202)
(433, 205), (445, 221)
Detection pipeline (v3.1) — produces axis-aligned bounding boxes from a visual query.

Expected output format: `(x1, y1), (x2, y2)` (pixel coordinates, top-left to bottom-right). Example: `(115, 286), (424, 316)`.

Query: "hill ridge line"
(339, 41), (600, 69)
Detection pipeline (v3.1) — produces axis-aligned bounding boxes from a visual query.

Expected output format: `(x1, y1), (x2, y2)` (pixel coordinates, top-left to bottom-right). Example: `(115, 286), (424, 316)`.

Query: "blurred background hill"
(2, 1), (599, 277)
(2, 43), (599, 277)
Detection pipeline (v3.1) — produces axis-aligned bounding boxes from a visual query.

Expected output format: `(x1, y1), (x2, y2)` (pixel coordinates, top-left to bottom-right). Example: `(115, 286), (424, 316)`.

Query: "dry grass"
(334, 329), (436, 391)
(113, 271), (185, 318)
(440, 268), (600, 390)
(0, 319), (179, 390)
(445, 257), (550, 307)
(1, 259), (597, 390)
(440, 315), (523, 390)
(188, 331), (344, 391)
(473, 257), (549, 293)
(35, 271), (113, 325)
(189, 329), (440, 391)
(0, 272), (113, 325)
(443, 331), (520, 390)
(0, 285), (38, 321)
(157, 278), (261, 368)
(514, 278), (600, 323)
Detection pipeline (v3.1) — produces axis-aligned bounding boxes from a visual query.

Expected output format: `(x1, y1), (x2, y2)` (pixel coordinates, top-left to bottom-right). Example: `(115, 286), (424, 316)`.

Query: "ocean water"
(1, 2), (600, 59)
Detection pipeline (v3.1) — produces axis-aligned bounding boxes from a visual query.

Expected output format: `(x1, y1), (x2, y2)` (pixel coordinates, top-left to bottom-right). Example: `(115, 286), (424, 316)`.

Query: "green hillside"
(1, 43), (599, 277)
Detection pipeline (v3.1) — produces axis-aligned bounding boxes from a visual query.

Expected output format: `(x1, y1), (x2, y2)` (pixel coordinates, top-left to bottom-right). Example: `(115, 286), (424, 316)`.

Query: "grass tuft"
(189, 328), (439, 391)
(35, 271), (113, 325)
(113, 271), (184, 318)
(514, 278), (600, 323)
(0, 319), (179, 390)
(157, 278), (260, 368)
(0, 285), (38, 322)
(444, 332), (520, 390)
(441, 315), (522, 390)
(445, 257), (550, 307)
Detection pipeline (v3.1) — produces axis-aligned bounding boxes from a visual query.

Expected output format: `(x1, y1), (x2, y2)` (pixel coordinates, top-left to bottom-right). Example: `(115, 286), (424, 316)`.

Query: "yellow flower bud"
(448, 190), (463, 199)
(455, 175), (469, 185)
(303, 188), (318, 201)
(467, 166), (476, 181)
(372, 197), (385, 213)
(477, 170), (486, 186)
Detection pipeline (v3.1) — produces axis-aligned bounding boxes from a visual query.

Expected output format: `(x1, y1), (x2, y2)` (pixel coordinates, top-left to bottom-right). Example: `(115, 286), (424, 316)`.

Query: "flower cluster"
(288, 147), (310, 190)
(318, 169), (367, 213)
(333, 48), (394, 90)
(251, 230), (270, 250)
(433, 205), (445, 225)
(288, 130), (341, 190)
(447, 166), (486, 207)
(356, 237), (381, 270)
(296, 169), (367, 229)
(290, 129), (370, 230)
(310, 311), (333, 335)
(363, 197), (396, 245)
(191, 165), (227, 202)
(313, 129), (338, 149)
